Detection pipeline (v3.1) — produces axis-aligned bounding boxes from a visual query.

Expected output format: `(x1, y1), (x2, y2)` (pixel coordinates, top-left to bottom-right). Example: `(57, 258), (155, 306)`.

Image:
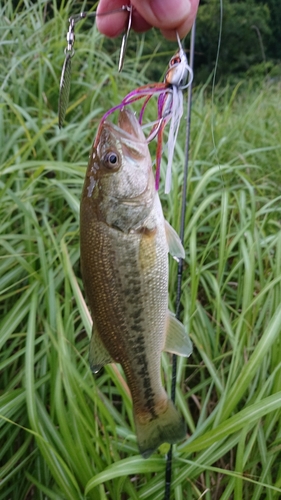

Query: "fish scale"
(85, 223), (167, 416)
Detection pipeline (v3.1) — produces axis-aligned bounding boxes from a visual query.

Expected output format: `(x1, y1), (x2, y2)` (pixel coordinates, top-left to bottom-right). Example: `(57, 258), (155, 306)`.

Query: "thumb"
(131, 0), (199, 39)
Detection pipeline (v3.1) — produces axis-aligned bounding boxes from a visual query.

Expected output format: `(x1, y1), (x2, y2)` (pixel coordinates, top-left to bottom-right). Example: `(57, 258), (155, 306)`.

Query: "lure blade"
(58, 52), (72, 128)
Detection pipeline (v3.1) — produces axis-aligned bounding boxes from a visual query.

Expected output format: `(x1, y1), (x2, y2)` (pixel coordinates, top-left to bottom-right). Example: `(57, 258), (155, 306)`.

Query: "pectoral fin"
(165, 220), (185, 261)
(164, 311), (193, 357)
(89, 324), (113, 373)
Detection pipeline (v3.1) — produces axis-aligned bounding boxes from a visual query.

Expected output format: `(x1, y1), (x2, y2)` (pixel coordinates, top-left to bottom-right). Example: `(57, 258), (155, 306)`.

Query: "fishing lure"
(98, 33), (193, 193)
(58, 5), (132, 128)
(58, 4), (192, 192)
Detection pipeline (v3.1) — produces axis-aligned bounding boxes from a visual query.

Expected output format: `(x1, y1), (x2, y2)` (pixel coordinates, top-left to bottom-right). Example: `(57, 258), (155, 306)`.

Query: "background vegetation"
(195, 0), (280, 81)
(1, 0), (281, 499)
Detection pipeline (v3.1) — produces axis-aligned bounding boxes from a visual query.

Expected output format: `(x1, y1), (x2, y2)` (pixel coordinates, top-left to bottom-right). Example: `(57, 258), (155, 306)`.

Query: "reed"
(1, 1), (281, 498)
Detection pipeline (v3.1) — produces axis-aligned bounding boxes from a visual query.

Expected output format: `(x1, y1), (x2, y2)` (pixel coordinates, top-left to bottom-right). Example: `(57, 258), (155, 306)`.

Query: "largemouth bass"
(80, 109), (192, 458)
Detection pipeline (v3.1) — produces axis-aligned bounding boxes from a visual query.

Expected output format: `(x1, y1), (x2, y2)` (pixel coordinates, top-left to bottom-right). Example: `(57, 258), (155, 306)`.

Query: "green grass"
(1, 1), (281, 499)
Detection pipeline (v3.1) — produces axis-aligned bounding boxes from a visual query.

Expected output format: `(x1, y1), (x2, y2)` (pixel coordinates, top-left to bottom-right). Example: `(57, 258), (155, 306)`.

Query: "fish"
(80, 108), (192, 458)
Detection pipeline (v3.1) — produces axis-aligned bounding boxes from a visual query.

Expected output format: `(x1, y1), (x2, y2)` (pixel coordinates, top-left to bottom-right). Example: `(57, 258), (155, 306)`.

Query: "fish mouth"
(116, 108), (146, 142)
(92, 108), (153, 205)
(94, 109), (147, 157)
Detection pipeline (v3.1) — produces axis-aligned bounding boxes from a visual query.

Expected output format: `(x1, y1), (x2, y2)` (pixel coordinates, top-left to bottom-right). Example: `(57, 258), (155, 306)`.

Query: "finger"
(96, 0), (199, 39)
(96, 0), (130, 38)
(130, 0), (199, 39)
(131, 10), (152, 33)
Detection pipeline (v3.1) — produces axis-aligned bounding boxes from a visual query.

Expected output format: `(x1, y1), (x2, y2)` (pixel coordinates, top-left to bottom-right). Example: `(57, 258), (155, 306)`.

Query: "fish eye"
(103, 151), (119, 169)
(170, 56), (181, 66)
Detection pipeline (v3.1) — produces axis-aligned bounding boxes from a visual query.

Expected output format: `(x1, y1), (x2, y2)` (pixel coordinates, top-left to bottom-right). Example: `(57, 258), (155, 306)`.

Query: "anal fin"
(164, 311), (193, 357)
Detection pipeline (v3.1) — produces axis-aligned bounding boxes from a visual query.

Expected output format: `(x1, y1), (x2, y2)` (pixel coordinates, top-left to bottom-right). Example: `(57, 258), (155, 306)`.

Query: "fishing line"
(211, 0), (223, 175)
(164, 21), (196, 500)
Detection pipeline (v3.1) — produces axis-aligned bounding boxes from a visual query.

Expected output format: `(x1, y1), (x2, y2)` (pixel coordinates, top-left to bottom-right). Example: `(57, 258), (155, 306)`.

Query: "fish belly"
(81, 208), (168, 405)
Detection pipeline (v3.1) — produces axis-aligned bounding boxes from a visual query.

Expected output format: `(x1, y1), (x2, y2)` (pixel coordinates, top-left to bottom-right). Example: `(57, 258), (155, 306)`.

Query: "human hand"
(96, 0), (199, 41)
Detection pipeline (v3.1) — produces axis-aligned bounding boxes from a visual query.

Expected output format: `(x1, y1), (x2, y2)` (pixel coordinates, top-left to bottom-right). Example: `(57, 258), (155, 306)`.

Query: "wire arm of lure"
(118, 4), (133, 72)
(58, 5), (132, 128)
(67, 5), (132, 39)
(66, 5), (132, 73)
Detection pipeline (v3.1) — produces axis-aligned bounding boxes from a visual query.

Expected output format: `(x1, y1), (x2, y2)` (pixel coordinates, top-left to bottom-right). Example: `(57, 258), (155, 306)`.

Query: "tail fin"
(134, 399), (186, 459)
